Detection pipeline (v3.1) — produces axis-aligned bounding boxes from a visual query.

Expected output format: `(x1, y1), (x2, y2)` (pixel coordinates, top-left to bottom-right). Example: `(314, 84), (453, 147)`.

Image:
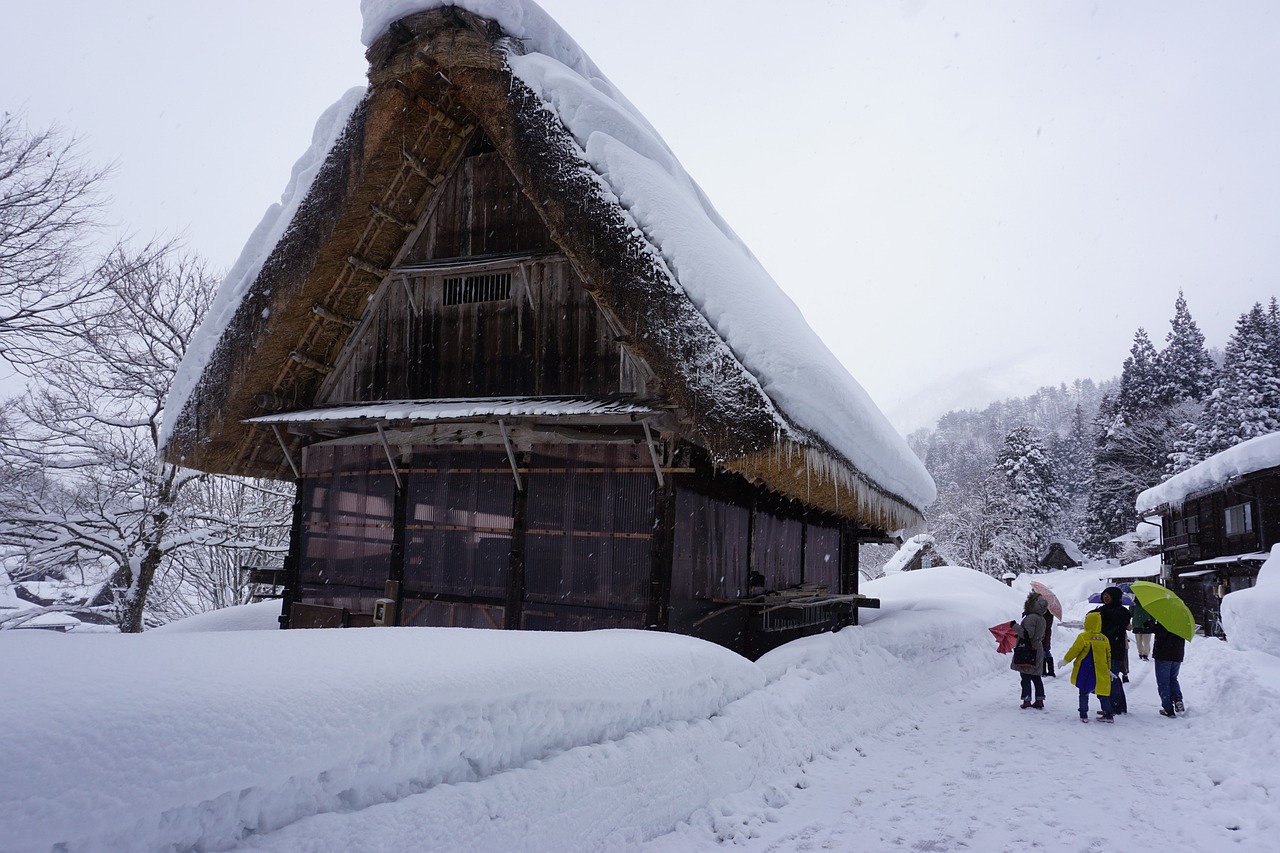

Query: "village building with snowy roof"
(160, 1), (934, 658)
(880, 534), (951, 574)
(1038, 538), (1085, 571)
(1136, 431), (1280, 634)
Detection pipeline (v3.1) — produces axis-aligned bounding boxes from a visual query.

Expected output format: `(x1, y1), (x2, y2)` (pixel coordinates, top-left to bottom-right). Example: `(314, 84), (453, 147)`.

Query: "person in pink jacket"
(1060, 611), (1114, 723)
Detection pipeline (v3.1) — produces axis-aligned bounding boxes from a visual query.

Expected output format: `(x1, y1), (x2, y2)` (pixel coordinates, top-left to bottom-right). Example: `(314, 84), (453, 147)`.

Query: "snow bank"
(1222, 544), (1280, 655)
(237, 567), (1025, 850)
(4, 568), (1021, 852)
(1137, 431), (1280, 513)
(150, 599), (283, 633)
(0, 628), (760, 853)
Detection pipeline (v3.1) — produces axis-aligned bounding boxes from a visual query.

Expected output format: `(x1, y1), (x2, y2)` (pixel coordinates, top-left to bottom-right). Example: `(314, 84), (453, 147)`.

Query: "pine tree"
(1049, 403), (1092, 540)
(986, 426), (1063, 572)
(1116, 328), (1163, 419)
(1192, 303), (1280, 460)
(1157, 291), (1217, 405)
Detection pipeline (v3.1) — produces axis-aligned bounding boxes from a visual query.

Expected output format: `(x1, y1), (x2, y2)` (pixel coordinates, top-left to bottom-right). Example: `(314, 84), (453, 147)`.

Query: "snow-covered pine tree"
(1191, 302), (1280, 460)
(990, 425), (1062, 572)
(1116, 328), (1163, 419)
(1157, 291), (1217, 406)
(1048, 403), (1092, 541)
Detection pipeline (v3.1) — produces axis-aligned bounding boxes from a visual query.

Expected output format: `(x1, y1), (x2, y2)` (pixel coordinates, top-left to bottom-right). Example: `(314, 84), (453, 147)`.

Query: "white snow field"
(4, 563), (1280, 853)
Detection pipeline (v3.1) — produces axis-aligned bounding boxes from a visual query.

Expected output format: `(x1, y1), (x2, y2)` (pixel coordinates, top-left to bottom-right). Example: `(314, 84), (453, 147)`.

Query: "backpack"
(1012, 631), (1036, 666)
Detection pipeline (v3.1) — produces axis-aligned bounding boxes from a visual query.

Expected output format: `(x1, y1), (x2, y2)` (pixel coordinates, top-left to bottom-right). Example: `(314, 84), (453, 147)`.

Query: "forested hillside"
(912, 292), (1280, 575)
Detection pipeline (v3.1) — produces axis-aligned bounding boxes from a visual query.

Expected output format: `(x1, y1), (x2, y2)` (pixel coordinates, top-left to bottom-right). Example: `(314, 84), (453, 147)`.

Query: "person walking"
(1131, 599), (1155, 661)
(1061, 611), (1115, 722)
(1152, 619), (1187, 717)
(1011, 592), (1049, 709)
(1092, 586), (1131, 714)
(1042, 604), (1056, 678)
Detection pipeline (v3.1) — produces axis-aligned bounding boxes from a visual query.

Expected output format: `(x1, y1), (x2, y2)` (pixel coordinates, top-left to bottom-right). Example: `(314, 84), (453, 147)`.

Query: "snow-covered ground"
(4, 563), (1279, 852)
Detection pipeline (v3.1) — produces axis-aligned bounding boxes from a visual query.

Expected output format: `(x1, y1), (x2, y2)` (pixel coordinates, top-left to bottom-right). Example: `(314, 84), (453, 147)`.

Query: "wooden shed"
(162, 3), (934, 659)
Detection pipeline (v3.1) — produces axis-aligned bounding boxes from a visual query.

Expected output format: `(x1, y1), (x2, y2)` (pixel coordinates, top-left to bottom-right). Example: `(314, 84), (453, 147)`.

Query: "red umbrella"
(1030, 581), (1064, 620)
(989, 621), (1019, 653)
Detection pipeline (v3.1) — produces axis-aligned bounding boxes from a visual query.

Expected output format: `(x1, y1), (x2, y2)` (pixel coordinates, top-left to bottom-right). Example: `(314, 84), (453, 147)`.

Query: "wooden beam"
(392, 79), (467, 134)
(347, 255), (390, 279)
(498, 419), (523, 492)
(369, 203), (417, 232)
(401, 146), (445, 183)
(376, 424), (404, 490)
(289, 351), (334, 375)
(310, 303), (359, 329)
(270, 425), (301, 479)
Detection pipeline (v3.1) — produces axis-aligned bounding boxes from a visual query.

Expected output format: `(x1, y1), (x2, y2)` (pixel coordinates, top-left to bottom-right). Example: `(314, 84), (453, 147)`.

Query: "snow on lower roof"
(1193, 552), (1269, 566)
(1137, 432), (1280, 514)
(247, 397), (655, 426)
(1098, 554), (1162, 578)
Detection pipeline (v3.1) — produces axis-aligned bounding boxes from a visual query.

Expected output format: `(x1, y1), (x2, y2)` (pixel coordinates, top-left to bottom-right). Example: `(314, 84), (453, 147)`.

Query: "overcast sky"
(4, 0), (1279, 432)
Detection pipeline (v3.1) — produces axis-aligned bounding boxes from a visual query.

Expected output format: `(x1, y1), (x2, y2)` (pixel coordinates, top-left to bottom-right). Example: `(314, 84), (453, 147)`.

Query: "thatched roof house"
(161, 0), (933, 656)
(1038, 538), (1085, 570)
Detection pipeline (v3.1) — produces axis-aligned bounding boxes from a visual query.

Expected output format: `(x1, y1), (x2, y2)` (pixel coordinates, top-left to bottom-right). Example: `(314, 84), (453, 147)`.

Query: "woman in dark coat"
(1012, 592), (1049, 709)
(1092, 586), (1131, 714)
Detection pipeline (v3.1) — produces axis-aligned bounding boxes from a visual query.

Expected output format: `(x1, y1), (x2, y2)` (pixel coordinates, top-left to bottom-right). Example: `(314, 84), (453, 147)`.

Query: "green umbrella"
(1129, 581), (1196, 641)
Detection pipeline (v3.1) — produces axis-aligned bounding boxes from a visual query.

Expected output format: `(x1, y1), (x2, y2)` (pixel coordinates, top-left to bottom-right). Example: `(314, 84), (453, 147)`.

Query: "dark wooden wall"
(321, 141), (647, 403)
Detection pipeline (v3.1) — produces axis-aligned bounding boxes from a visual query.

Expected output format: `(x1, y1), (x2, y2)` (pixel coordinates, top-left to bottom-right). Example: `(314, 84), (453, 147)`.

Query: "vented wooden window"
(442, 272), (512, 305)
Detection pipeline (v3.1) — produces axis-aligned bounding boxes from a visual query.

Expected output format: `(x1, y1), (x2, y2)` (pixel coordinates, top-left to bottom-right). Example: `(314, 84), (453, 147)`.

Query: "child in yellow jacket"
(1060, 611), (1114, 723)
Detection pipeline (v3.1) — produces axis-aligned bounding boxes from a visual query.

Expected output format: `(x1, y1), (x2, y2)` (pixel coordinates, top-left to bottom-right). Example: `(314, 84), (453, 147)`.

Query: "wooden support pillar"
(839, 521), (861, 598)
(278, 479), (306, 629)
(647, 476), (677, 631)
(505, 450), (529, 630)
(388, 473), (409, 624)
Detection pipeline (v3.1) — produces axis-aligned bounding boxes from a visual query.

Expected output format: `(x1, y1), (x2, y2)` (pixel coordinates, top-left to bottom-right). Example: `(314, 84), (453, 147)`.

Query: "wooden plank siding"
(321, 253), (643, 402)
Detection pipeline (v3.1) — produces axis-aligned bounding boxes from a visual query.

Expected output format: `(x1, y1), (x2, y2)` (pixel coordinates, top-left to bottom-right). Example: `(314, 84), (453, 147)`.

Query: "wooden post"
(278, 479), (306, 629)
(839, 521), (860, 598)
(648, 476), (676, 631)
(505, 450), (529, 630)
(388, 474), (408, 624)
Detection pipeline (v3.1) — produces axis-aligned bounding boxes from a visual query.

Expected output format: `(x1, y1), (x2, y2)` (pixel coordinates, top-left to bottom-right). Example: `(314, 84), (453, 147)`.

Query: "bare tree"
(0, 248), (290, 631)
(0, 111), (116, 363)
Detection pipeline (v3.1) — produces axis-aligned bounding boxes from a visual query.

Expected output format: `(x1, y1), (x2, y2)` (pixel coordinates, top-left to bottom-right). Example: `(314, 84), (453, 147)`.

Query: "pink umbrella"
(989, 621), (1019, 653)
(1030, 581), (1064, 620)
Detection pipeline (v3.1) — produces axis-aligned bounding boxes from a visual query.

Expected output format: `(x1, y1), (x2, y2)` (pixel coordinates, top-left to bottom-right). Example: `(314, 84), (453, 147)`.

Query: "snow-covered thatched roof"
(161, 0), (934, 531)
(1137, 432), (1280, 514)
(1039, 538), (1085, 565)
(881, 534), (940, 574)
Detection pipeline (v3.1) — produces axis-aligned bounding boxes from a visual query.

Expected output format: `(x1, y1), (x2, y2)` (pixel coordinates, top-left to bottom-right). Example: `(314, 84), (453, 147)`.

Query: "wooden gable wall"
(318, 137), (650, 404)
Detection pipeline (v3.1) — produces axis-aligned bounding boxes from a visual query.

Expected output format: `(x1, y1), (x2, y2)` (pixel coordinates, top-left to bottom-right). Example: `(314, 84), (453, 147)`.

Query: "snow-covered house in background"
(1136, 432), (1280, 632)
(160, 1), (934, 658)
(881, 534), (949, 574)
(1038, 538), (1085, 570)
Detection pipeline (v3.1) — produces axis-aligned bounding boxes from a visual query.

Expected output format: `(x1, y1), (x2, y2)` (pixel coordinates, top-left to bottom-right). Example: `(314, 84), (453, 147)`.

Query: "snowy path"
(646, 638), (1280, 853)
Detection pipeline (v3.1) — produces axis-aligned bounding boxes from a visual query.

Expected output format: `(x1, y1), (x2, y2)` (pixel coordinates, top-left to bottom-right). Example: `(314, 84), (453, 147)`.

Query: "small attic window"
(443, 272), (512, 306)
